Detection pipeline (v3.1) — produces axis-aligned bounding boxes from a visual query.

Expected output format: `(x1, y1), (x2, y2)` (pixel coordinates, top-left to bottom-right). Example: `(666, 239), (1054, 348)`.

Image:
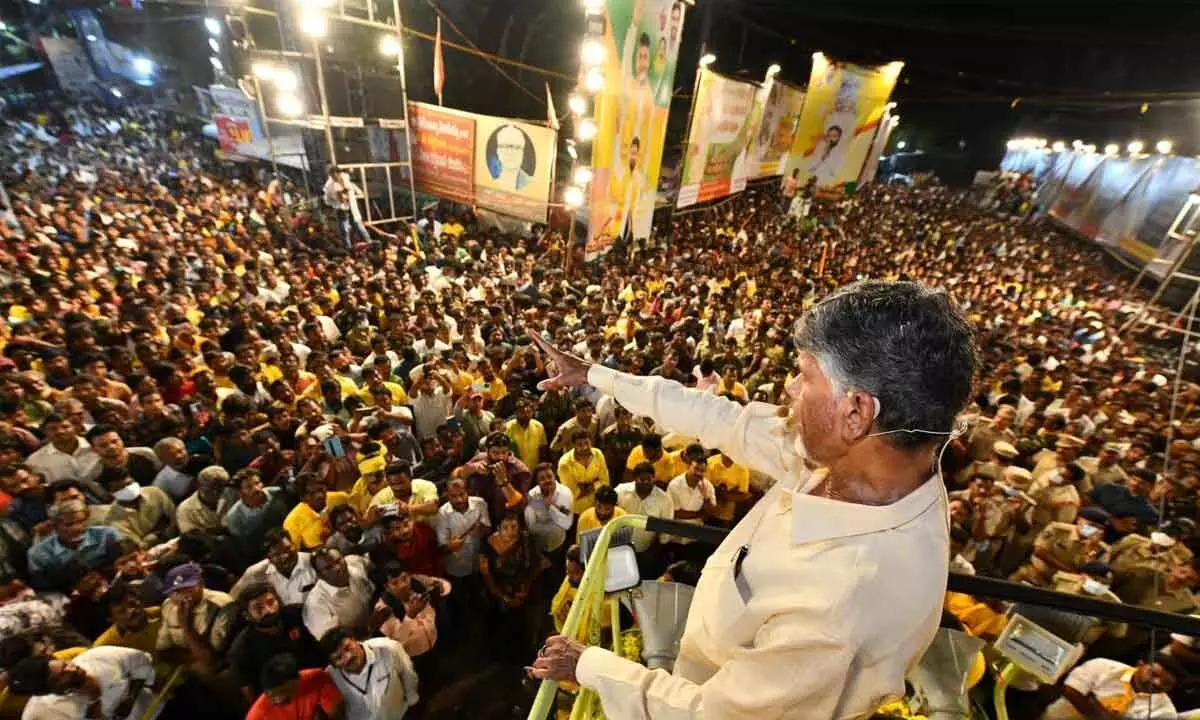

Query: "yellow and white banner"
(784, 54), (902, 188)
(474, 115), (558, 222)
(586, 0), (688, 256)
(749, 79), (806, 179)
(677, 68), (760, 207)
(408, 102), (557, 222)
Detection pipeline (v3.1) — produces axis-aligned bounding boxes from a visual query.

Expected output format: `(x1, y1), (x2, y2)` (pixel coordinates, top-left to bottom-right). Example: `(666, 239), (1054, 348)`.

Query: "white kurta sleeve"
(397, 645), (420, 707)
(119, 648), (157, 685)
(576, 614), (853, 719)
(586, 365), (799, 481)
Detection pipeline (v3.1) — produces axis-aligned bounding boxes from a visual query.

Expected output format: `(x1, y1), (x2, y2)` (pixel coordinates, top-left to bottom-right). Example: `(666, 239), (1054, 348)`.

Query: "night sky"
(91, 0), (1200, 183)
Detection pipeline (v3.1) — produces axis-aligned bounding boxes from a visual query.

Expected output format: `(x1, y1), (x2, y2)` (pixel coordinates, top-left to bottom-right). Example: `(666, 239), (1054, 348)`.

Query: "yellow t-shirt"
(557, 449), (610, 513)
(369, 479), (440, 524)
(576, 505), (627, 535)
(625, 447), (686, 485)
(282, 491), (350, 550)
(707, 455), (750, 522)
(469, 376), (508, 403)
(505, 418), (547, 471)
(550, 579), (611, 636)
(359, 381), (409, 406)
(301, 374), (359, 400)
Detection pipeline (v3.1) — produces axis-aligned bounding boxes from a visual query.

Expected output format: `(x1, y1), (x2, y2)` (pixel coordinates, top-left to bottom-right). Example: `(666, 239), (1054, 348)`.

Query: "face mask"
(113, 482), (142, 503)
(1078, 524), (1102, 539)
(254, 612), (282, 630)
(1081, 578), (1109, 596)
(1151, 531), (1176, 549)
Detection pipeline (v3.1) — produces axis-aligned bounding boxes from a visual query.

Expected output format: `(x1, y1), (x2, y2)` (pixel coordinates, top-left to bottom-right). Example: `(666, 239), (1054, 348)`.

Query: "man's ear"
(841, 389), (877, 442)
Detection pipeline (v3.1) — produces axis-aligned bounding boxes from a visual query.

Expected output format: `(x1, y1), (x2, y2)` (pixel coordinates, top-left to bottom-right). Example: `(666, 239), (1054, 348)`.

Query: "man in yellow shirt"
(557, 430), (610, 514)
(505, 399), (547, 470)
(299, 354), (359, 400)
(707, 451), (751, 525)
(282, 474), (350, 550)
(358, 367), (409, 407)
(369, 460), (440, 525)
(625, 435), (685, 487)
(576, 485), (626, 534)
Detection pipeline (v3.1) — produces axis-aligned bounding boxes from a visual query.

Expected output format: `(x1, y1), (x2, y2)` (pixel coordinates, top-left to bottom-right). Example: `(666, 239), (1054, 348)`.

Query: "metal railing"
(527, 515), (1200, 720)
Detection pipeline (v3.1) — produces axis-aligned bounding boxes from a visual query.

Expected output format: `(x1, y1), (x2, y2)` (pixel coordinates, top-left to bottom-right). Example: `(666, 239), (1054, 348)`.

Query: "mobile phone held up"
(322, 436), (346, 458)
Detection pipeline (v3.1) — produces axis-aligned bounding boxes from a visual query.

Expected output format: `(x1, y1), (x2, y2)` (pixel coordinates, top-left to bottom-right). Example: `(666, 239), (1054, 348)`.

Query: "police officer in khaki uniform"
(1050, 561), (1127, 645)
(1031, 434), (1088, 489)
(956, 440), (1019, 487)
(1079, 442), (1129, 489)
(1027, 462), (1086, 529)
(1010, 507), (1111, 587)
(1110, 530), (1196, 604)
(965, 406), (1018, 462)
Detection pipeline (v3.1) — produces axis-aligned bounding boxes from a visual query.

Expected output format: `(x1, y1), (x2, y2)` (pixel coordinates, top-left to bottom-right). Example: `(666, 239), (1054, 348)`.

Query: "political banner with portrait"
(677, 69), (760, 207)
(473, 115), (557, 222)
(407, 101), (556, 221)
(784, 54), (902, 189)
(586, 0), (688, 256)
(749, 80), (806, 179)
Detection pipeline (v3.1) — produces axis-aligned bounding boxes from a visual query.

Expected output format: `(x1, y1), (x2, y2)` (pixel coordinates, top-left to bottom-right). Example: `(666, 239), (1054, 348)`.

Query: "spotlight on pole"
(110, 87), (123, 98)
(897, 140), (907, 150)
(577, 118), (597, 141)
(581, 38), (605, 66)
(273, 68), (299, 91)
(567, 93), (586, 115)
(1104, 143), (1119, 156)
(1051, 141), (1066, 153)
(1157, 139), (1173, 154)
(298, 9), (327, 37)
(573, 166), (593, 185)
(210, 56), (224, 71)
(380, 35), (401, 56)
(208, 37), (220, 53)
(204, 16), (221, 35)
(581, 0), (603, 10)
(132, 56), (154, 76)
(252, 62), (276, 80)
(583, 69), (604, 94)
(765, 63), (781, 77)
(699, 53), (716, 68)
(1127, 140), (1144, 154)
(566, 140), (578, 160)
(276, 95), (304, 117)
(564, 186), (584, 208)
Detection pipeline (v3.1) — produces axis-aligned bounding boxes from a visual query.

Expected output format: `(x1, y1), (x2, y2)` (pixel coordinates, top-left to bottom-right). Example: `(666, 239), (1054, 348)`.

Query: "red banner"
(214, 114), (251, 154)
(408, 103), (475, 205)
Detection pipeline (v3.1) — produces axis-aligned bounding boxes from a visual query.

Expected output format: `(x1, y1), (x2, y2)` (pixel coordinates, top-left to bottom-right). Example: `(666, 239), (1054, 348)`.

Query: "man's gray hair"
(198, 466), (230, 484)
(793, 280), (977, 449)
(154, 436), (185, 456)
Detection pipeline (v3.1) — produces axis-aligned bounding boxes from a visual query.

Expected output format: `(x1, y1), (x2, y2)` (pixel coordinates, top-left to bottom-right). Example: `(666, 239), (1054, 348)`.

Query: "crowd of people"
(0, 96), (1196, 719)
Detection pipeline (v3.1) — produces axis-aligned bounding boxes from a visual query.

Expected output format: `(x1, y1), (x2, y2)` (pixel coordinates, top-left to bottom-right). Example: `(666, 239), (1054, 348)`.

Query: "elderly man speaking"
(528, 281), (978, 719)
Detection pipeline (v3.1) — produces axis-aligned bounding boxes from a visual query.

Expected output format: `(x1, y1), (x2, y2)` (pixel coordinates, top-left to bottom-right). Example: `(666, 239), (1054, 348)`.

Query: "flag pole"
(433, 17), (444, 107)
